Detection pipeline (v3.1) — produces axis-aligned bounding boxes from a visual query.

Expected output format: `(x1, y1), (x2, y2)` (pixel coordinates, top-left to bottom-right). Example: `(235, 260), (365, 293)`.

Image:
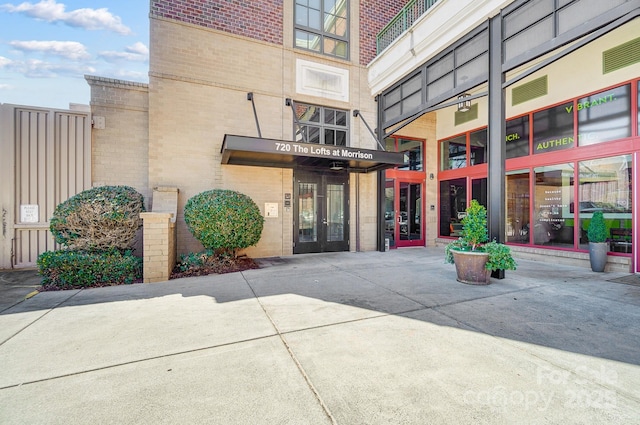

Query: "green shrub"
(461, 200), (488, 250)
(177, 249), (216, 272)
(50, 185), (145, 251)
(587, 210), (608, 243)
(38, 249), (142, 289)
(184, 189), (264, 257)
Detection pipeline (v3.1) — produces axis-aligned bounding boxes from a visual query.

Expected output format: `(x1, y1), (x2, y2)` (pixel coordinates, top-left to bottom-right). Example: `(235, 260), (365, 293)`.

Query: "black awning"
(221, 134), (405, 173)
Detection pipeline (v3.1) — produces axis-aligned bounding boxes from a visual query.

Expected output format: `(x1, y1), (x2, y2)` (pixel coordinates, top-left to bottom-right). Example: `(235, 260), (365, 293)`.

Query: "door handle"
(322, 219), (328, 225)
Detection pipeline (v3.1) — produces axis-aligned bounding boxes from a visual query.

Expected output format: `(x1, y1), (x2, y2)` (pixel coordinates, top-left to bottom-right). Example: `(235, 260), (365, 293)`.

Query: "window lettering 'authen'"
(536, 137), (574, 150)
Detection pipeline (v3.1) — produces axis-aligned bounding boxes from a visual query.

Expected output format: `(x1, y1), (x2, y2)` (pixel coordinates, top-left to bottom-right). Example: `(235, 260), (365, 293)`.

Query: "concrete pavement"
(1, 247), (640, 424)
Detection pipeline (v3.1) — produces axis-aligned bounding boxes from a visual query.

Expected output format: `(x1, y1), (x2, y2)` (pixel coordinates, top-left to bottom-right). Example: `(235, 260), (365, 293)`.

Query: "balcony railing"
(376, 0), (440, 54)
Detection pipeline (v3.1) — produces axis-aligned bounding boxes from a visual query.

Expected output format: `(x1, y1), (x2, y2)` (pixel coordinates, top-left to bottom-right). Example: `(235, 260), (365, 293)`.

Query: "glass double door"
(385, 179), (423, 248)
(294, 170), (349, 254)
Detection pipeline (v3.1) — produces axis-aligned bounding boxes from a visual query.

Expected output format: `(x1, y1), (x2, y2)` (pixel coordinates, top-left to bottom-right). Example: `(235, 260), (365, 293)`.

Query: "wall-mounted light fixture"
(429, 173), (434, 180)
(457, 94), (471, 112)
(330, 161), (345, 171)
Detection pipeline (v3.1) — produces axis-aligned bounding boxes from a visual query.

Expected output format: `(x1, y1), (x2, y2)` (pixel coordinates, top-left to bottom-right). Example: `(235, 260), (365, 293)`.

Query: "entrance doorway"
(294, 170), (349, 254)
(385, 179), (423, 248)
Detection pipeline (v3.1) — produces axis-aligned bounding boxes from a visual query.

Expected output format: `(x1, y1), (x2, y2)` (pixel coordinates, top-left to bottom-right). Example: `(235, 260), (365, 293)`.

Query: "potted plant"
(587, 210), (608, 272)
(445, 200), (517, 284)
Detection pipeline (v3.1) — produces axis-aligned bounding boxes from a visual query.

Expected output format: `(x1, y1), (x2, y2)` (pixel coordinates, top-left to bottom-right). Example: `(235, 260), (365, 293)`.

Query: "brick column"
(140, 212), (176, 283)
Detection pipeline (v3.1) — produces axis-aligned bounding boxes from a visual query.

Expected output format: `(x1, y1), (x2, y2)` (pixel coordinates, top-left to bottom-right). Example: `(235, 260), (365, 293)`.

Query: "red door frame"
(385, 136), (426, 248)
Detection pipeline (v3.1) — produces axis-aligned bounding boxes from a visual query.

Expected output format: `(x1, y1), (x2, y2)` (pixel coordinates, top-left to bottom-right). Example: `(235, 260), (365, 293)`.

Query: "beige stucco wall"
(148, 6), (380, 257)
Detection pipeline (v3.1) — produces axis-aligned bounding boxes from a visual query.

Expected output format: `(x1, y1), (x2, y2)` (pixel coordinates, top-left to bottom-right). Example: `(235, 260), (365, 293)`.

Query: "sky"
(0, 0), (149, 109)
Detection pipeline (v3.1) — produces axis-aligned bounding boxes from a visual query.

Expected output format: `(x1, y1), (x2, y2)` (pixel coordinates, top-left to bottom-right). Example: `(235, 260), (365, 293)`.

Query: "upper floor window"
(295, 0), (349, 59)
(294, 103), (348, 146)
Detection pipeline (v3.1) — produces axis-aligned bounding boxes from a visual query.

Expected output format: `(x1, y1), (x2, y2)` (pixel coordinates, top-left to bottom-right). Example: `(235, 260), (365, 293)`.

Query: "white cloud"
(0, 55), (12, 67)
(9, 40), (90, 60)
(98, 42), (148, 63)
(110, 69), (148, 82)
(1, 0), (132, 35)
(0, 56), (95, 78)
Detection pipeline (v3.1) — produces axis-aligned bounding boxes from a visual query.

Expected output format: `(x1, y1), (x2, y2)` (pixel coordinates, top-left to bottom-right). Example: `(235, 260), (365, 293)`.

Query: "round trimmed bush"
(184, 189), (264, 256)
(49, 185), (145, 251)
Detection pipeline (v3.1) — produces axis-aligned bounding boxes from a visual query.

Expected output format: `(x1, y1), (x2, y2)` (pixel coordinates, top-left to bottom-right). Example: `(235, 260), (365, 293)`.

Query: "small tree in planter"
(445, 200), (516, 284)
(587, 210), (608, 272)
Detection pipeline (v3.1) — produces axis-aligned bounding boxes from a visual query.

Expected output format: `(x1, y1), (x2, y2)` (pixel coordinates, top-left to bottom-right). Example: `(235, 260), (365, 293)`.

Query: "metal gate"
(0, 104), (91, 269)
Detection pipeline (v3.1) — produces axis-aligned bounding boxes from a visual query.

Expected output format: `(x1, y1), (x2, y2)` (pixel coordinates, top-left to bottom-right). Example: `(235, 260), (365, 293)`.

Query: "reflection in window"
(533, 102), (574, 154)
(440, 178), (466, 236)
(326, 184), (344, 242)
(295, 0), (348, 59)
(385, 137), (424, 171)
(471, 178), (487, 209)
(470, 130), (487, 165)
(295, 103), (348, 146)
(533, 164), (574, 247)
(578, 85), (631, 146)
(578, 155), (632, 253)
(441, 135), (467, 170)
(398, 139), (423, 171)
(385, 179), (395, 248)
(298, 182), (317, 242)
(506, 116), (530, 158)
(506, 171), (530, 243)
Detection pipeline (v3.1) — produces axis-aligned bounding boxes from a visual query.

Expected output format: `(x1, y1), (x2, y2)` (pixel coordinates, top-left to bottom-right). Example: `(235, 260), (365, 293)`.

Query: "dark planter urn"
(588, 242), (608, 272)
(451, 249), (491, 285)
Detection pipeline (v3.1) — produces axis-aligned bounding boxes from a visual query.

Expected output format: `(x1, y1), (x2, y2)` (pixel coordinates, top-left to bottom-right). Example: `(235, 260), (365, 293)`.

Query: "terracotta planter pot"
(451, 249), (491, 285)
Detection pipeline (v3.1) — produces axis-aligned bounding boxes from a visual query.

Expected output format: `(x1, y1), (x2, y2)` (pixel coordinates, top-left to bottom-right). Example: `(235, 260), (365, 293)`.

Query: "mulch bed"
(170, 256), (260, 279)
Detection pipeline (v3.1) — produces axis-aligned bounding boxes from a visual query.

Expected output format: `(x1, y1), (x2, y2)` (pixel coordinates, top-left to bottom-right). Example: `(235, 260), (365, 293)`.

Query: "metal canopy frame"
(221, 134), (405, 174)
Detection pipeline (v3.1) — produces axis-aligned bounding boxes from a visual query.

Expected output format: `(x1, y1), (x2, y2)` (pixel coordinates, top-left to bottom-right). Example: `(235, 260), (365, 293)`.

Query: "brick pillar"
(140, 212), (176, 283)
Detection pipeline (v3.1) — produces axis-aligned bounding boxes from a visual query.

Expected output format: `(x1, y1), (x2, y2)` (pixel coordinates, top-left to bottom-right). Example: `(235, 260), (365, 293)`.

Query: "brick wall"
(150, 0), (283, 45)
(148, 15), (380, 257)
(359, 0), (408, 65)
(140, 213), (176, 283)
(85, 76), (150, 204)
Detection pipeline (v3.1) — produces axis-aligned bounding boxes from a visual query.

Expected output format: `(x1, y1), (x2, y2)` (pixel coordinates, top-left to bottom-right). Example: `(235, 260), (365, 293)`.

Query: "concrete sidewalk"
(1, 248), (640, 424)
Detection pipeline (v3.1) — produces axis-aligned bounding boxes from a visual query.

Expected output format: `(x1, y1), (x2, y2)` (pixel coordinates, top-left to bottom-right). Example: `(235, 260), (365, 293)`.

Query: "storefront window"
(440, 135), (466, 170)
(533, 102), (574, 154)
(440, 178), (466, 236)
(577, 84), (631, 146)
(506, 116), (529, 159)
(533, 164), (574, 247)
(386, 137), (424, 171)
(577, 155), (632, 253)
(506, 171), (530, 243)
(471, 178), (487, 208)
(470, 130), (487, 165)
(397, 139), (423, 171)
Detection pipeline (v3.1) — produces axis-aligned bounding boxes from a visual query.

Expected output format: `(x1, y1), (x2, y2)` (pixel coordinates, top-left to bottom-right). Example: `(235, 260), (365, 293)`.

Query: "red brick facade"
(151, 0), (407, 66)
(359, 0), (408, 65)
(150, 0), (283, 45)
